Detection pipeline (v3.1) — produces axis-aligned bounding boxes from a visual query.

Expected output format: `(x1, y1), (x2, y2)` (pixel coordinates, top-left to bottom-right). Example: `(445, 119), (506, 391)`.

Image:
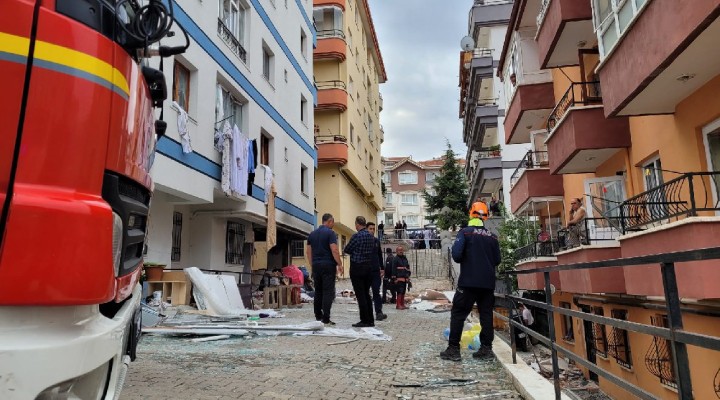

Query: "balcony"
(545, 82), (631, 174)
(314, 0), (346, 9)
(315, 135), (348, 166)
(468, 149), (503, 200)
(315, 80), (348, 112)
(509, 151), (564, 214)
(535, 0), (594, 68)
(217, 19), (247, 63)
(595, 0), (720, 116)
(595, 172), (720, 299)
(465, 102), (499, 149)
(470, 0), (513, 31)
(314, 29), (347, 61)
(504, 82), (555, 144)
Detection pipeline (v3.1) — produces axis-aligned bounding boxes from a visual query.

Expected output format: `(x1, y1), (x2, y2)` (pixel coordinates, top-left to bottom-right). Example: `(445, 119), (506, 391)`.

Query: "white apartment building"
(144, 0), (316, 278)
(461, 0), (529, 212)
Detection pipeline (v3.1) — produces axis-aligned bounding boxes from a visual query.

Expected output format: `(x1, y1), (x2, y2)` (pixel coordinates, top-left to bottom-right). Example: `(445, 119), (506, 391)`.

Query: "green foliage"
(422, 141), (469, 230)
(497, 215), (539, 291)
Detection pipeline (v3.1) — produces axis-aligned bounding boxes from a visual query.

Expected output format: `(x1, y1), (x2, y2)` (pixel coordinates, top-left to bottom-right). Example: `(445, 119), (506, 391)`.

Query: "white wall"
(144, 0), (315, 269)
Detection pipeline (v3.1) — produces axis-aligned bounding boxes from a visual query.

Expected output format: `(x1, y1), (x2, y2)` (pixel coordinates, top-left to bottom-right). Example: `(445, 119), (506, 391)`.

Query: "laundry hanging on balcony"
(220, 121), (232, 195)
(267, 179), (277, 250)
(173, 101), (192, 153)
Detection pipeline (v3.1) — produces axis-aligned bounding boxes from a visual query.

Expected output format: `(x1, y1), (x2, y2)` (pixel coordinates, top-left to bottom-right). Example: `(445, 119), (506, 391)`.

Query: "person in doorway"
(394, 221), (403, 239)
(306, 213), (344, 326)
(344, 216), (376, 327)
(489, 196), (501, 216)
(382, 248), (396, 304)
(566, 197), (587, 247)
(378, 221), (385, 241)
(366, 222), (387, 321)
(440, 214), (501, 362)
(391, 246), (411, 310)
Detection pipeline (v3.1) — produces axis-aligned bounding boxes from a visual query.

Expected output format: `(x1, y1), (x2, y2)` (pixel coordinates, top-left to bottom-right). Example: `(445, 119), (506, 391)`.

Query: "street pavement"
(121, 279), (521, 400)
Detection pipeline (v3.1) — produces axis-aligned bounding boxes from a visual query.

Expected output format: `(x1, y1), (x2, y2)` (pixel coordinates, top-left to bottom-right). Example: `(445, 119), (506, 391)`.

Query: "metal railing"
(593, 172), (720, 234)
(217, 19), (247, 63)
(536, 0), (552, 30)
(515, 240), (560, 260)
(317, 29), (345, 39)
(473, 47), (493, 58)
(547, 81), (602, 131)
(510, 150), (549, 188)
(558, 217), (623, 250)
(496, 246), (720, 400)
(315, 80), (347, 90)
(314, 134), (347, 144)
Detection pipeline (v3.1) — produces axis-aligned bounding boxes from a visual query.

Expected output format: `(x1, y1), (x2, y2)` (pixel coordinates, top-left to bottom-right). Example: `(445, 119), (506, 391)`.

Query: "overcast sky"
(369, 0), (473, 161)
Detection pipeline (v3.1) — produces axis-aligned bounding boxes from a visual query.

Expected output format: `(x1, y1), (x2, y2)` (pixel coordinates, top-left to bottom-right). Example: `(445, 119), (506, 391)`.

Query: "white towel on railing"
(173, 101), (192, 153)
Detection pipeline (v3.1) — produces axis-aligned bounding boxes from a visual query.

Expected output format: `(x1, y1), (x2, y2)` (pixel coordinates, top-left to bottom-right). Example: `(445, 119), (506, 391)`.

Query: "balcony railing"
(315, 80), (347, 90)
(536, 0), (552, 30)
(547, 82), (602, 131)
(317, 29), (345, 39)
(315, 134), (347, 144)
(217, 19), (247, 63)
(473, 48), (493, 58)
(592, 172), (720, 234)
(557, 217), (623, 250)
(510, 150), (549, 188)
(515, 240), (560, 260)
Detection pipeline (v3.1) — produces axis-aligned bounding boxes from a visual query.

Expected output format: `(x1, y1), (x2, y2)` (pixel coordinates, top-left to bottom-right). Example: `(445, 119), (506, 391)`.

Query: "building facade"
(500, 1), (720, 399)
(460, 0), (529, 212)
(313, 0), (387, 250)
(144, 0), (317, 280)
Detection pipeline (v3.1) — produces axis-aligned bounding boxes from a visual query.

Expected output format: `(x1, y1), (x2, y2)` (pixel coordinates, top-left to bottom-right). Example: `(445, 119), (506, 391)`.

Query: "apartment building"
(460, 0), (529, 211)
(313, 0), (387, 249)
(501, 1), (720, 399)
(144, 0), (317, 278)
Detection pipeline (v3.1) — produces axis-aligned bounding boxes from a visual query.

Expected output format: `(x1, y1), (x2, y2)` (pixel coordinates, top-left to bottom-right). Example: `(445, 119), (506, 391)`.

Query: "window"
(300, 29), (307, 59)
(384, 213), (394, 227)
(382, 172), (391, 184)
(313, 6), (343, 37)
(398, 171), (418, 185)
(592, 307), (608, 358)
(261, 133), (271, 166)
(426, 172), (437, 184)
(347, 30), (353, 48)
(284, 69), (288, 83)
(356, 136), (361, 153)
(642, 157), (668, 221)
(427, 188), (436, 197)
(348, 77), (354, 98)
(364, 149), (368, 168)
(560, 302), (574, 342)
(608, 310), (632, 368)
(349, 124), (355, 145)
(218, 0), (247, 61)
(300, 164), (308, 194)
(300, 95), (308, 125)
(171, 212), (183, 262)
(216, 84), (244, 129)
(368, 115), (374, 142)
(172, 61), (191, 111)
(291, 240), (304, 257)
(646, 315), (676, 388)
(385, 192), (393, 204)
(593, 0), (650, 57)
(405, 215), (419, 227)
(401, 194), (418, 205)
(262, 44), (274, 82)
(225, 221), (245, 264)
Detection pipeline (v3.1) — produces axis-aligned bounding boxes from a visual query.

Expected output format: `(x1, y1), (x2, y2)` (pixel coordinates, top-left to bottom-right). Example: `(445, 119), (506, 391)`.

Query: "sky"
(368, 0), (474, 161)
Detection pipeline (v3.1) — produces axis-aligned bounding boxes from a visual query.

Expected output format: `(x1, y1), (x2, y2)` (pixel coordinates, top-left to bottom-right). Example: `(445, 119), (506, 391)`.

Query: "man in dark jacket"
(382, 248), (395, 304)
(367, 222), (387, 321)
(440, 218), (501, 361)
(344, 216), (376, 327)
(391, 246), (411, 310)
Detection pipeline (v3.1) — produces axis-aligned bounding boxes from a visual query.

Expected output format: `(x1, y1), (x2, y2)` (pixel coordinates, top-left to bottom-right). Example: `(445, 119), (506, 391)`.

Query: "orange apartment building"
(498, 1), (720, 399)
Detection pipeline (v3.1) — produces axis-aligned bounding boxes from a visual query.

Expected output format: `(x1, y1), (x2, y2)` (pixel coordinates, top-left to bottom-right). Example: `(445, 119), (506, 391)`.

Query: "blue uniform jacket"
(451, 226), (501, 289)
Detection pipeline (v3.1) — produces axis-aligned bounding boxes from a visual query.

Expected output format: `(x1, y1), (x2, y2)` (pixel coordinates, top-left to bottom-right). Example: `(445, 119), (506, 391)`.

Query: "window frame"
(560, 302), (575, 342)
(300, 164), (308, 194)
(225, 221), (245, 265)
(608, 309), (633, 368)
(171, 211), (183, 262)
(291, 240), (305, 258)
(401, 193), (418, 206)
(260, 134), (271, 166)
(593, 0), (650, 57)
(172, 60), (191, 112)
(398, 171), (418, 185)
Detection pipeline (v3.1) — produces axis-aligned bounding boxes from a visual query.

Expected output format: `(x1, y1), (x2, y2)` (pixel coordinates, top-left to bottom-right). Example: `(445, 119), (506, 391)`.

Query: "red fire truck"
(0, 1), (186, 398)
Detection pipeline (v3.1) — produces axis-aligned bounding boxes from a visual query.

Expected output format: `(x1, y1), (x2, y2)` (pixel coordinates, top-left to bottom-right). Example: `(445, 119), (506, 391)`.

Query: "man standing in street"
(344, 216), (376, 327)
(306, 213), (344, 326)
(377, 221), (384, 241)
(440, 214), (501, 361)
(366, 222), (387, 321)
(382, 248), (396, 304)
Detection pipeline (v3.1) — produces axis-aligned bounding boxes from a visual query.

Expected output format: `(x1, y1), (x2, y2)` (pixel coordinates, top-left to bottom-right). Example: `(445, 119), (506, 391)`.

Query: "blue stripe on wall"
(156, 136), (314, 226)
(248, 0), (317, 104)
(294, 0), (317, 47)
(167, 0), (317, 164)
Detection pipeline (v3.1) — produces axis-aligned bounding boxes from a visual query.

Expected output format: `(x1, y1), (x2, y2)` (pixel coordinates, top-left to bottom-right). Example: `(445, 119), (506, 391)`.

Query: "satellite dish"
(460, 36), (475, 51)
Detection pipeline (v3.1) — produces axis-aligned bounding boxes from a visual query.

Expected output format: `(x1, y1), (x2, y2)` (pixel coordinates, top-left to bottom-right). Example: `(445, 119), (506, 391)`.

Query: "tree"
(497, 215), (539, 292)
(422, 141), (468, 230)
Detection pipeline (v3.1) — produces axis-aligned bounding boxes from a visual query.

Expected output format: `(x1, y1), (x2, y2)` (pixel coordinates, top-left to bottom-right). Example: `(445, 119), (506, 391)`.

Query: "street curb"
(494, 339), (572, 400)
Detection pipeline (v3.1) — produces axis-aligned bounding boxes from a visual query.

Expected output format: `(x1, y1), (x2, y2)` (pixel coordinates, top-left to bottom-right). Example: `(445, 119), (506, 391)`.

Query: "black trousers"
(382, 278), (395, 302)
(370, 268), (383, 314)
(312, 264), (336, 322)
(395, 281), (407, 295)
(350, 262), (374, 324)
(448, 287), (495, 349)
